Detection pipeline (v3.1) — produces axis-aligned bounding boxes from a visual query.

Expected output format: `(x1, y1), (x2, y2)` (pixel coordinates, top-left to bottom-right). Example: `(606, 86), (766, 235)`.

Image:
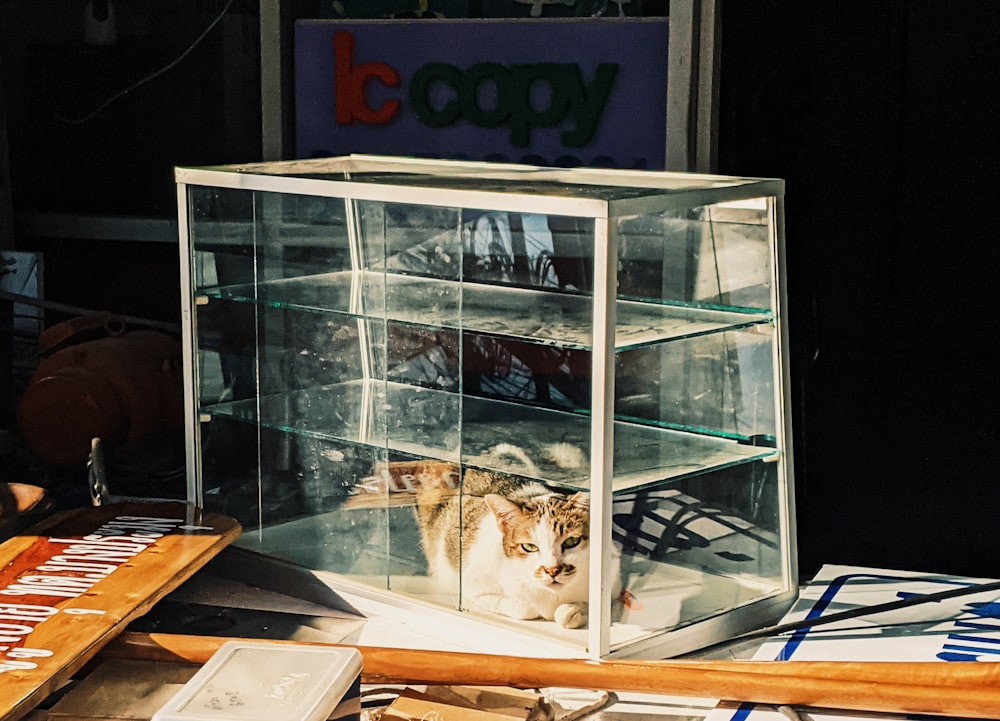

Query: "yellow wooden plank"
(0, 501), (240, 721)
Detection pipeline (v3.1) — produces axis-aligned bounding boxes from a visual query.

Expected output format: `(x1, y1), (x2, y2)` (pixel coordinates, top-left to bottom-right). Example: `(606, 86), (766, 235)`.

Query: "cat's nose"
(543, 566), (560, 578)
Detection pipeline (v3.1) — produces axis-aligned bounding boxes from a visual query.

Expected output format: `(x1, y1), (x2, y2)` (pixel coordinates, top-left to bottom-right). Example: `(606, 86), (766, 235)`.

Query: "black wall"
(718, 0), (1000, 579)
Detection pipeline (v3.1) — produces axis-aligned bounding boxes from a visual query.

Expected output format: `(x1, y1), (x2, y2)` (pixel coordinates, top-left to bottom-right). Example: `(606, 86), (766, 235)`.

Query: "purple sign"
(294, 19), (669, 170)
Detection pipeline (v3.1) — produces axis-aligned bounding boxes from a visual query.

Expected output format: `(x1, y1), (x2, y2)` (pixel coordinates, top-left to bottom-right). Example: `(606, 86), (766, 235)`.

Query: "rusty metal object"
(17, 314), (183, 464)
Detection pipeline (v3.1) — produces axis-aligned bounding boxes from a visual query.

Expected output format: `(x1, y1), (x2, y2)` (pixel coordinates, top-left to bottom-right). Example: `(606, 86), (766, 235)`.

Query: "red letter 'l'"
(334, 30), (400, 125)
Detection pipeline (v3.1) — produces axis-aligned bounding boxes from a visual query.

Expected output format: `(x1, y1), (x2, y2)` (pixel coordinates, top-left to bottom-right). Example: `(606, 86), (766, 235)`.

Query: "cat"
(416, 466), (619, 629)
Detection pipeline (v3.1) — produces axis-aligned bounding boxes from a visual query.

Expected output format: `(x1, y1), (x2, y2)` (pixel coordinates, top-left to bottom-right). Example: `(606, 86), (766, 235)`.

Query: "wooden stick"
(104, 632), (1000, 719)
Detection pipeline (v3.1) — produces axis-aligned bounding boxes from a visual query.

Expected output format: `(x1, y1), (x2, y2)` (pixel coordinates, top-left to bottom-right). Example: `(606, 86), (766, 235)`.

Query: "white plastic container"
(152, 641), (362, 721)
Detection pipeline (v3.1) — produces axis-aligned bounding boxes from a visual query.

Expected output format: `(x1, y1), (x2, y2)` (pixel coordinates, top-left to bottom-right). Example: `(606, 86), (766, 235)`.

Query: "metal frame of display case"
(177, 154), (796, 659)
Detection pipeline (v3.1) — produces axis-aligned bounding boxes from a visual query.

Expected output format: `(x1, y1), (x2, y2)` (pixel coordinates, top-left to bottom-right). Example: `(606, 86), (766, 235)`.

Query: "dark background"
(718, 1), (999, 578)
(1, 0), (997, 580)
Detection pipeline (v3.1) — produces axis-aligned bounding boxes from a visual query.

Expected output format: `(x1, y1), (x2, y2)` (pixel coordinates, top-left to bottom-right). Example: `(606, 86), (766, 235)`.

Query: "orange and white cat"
(417, 468), (620, 629)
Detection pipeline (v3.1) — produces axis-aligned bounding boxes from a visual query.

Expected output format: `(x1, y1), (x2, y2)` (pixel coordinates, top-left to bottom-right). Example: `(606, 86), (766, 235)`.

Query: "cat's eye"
(520, 543), (539, 553)
(562, 536), (582, 549)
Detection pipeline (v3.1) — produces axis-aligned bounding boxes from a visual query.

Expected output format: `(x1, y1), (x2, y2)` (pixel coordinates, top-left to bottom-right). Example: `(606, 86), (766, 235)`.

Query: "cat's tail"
(465, 442), (541, 478)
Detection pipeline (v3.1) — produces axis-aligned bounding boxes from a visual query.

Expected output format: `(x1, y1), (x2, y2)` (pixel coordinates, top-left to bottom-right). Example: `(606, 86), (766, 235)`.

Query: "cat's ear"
(568, 492), (589, 508)
(484, 493), (522, 531)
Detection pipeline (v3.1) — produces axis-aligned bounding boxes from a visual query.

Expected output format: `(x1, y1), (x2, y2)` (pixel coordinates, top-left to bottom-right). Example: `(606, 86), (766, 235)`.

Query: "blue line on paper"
(723, 572), (976, 721)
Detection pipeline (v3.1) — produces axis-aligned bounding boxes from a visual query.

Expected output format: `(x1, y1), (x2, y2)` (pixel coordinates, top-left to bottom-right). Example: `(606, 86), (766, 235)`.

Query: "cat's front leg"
(554, 602), (588, 629)
(468, 592), (541, 621)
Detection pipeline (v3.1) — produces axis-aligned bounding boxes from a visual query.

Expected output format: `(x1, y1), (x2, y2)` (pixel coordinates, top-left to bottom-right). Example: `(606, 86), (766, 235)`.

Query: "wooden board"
(0, 502), (240, 721)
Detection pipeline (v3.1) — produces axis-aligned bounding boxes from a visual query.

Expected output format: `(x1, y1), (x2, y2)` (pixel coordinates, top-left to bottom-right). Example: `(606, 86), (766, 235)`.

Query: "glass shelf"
(201, 380), (775, 493)
(198, 271), (772, 351)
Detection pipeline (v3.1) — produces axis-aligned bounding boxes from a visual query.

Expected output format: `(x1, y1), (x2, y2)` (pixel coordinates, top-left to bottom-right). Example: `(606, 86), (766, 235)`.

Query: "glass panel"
(190, 185), (262, 527)
(618, 198), (773, 313)
(183, 160), (789, 657)
(617, 328), (776, 442)
(189, 186), (395, 580)
(610, 460), (784, 650)
(608, 195), (782, 650)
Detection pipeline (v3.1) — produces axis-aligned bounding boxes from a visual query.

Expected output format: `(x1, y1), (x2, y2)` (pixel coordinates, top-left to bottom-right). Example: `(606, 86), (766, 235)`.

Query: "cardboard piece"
(704, 564), (1000, 721)
(383, 686), (553, 721)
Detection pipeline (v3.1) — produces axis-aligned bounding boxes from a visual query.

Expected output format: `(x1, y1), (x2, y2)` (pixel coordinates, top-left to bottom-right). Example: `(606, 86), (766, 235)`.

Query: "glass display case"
(176, 154), (796, 659)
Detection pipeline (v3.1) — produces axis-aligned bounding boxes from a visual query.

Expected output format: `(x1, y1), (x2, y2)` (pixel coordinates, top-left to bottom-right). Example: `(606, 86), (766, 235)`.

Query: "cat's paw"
(554, 602), (588, 629)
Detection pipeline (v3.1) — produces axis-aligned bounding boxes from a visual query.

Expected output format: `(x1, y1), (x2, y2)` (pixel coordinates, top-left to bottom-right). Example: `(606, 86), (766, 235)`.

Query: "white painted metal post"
(587, 214), (618, 659)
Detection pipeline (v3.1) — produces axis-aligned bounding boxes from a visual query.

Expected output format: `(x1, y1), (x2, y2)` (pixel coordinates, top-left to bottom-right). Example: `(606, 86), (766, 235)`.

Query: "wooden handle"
(104, 632), (1000, 719)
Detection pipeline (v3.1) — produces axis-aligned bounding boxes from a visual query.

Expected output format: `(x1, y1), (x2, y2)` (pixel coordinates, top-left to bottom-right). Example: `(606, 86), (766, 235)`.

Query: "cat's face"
(485, 492), (589, 590)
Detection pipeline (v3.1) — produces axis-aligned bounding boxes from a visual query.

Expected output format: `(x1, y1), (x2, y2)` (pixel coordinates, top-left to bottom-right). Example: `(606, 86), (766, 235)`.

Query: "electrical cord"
(53, 0), (237, 125)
